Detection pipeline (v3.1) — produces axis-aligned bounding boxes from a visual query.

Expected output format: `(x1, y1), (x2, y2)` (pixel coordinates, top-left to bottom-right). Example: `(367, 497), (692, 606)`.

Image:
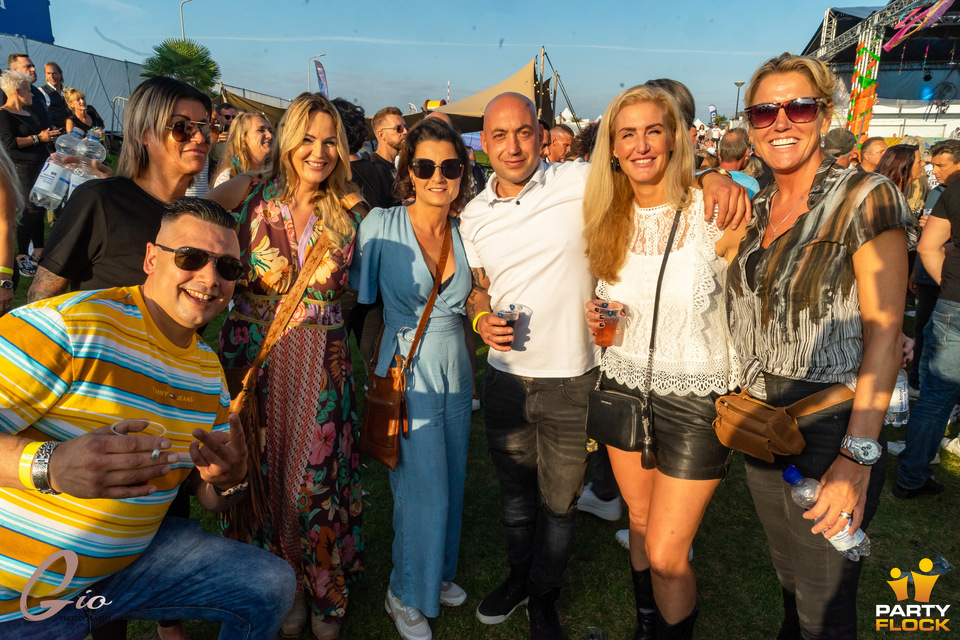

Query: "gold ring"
(839, 510), (853, 520)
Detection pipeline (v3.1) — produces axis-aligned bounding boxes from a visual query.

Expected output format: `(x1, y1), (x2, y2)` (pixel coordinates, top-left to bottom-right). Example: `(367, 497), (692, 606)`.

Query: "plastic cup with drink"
(594, 301), (623, 347)
(496, 304), (521, 345)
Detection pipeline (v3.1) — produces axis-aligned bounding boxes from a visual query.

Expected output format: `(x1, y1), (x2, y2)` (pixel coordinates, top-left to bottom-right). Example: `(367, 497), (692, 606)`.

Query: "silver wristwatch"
(840, 435), (882, 466)
(32, 441), (62, 495)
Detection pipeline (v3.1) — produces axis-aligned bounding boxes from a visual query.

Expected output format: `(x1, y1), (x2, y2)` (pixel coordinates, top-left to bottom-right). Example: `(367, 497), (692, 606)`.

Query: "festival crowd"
(0, 47), (955, 640)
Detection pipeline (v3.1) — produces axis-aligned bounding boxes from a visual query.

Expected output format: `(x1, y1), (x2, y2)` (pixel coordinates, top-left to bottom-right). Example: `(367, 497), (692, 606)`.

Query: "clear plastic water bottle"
(28, 129), (84, 209)
(885, 369), (910, 426)
(782, 464), (871, 561)
(68, 129), (108, 198)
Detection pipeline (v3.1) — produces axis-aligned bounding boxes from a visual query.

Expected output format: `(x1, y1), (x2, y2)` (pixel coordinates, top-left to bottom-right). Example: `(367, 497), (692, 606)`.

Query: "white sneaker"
(888, 441), (906, 455)
(440, 581), (467, 606)
(385, 587), (432, 640)
(578, 483), (622, 521)
(942, 437), (960, 457)
(615, 529), (629, 550)
(472, 398), (481, 412)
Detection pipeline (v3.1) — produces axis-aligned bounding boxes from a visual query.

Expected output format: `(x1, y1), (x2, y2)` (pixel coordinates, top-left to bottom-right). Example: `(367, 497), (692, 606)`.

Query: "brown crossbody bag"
(712, 383), (854, 462)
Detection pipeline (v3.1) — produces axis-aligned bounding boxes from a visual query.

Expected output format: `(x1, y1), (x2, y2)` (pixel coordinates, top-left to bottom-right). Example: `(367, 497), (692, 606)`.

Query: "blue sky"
(48, 0), (866, 123)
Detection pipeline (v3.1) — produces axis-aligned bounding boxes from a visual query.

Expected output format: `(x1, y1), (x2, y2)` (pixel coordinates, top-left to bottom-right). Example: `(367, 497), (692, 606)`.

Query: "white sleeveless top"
(597, 190), (739, 396)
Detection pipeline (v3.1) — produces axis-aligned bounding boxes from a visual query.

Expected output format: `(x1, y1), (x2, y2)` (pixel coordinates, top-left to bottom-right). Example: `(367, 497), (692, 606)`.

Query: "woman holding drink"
(582, 84), (744, 639)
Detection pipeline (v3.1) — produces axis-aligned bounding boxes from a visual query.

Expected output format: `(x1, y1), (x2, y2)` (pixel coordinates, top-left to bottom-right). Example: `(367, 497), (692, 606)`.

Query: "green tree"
(141, 38), (221, 96)
(714, 114), (729, 128)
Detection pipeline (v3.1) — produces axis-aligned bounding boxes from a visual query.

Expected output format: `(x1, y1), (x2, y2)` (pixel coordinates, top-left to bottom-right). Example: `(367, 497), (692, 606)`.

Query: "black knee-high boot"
(655, 606), (698, 640)
(631, 567), (657, 640)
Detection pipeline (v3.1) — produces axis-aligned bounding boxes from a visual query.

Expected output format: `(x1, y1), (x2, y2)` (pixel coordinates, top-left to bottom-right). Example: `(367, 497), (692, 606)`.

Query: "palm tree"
(142, 38), (221, 96)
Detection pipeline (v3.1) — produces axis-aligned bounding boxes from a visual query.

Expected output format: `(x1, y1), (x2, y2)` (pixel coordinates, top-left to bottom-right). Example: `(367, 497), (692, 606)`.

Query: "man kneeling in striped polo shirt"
(0, 198), (295, 639)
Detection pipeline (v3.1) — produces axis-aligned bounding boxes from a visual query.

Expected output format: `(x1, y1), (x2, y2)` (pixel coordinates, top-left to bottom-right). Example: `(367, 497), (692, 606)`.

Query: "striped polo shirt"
(0, 286), (229, 621)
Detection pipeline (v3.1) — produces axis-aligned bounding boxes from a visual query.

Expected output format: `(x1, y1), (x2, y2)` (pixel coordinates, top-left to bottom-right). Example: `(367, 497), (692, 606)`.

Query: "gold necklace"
(769, 190), (805, 238)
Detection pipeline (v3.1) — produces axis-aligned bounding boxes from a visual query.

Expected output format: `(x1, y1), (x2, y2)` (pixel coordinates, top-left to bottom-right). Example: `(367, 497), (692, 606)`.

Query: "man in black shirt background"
(894, 140), (960, 499)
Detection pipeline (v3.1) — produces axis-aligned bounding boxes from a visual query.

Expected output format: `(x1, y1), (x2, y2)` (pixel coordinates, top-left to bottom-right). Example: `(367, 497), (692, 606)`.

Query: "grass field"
(12, 278), (957, 640)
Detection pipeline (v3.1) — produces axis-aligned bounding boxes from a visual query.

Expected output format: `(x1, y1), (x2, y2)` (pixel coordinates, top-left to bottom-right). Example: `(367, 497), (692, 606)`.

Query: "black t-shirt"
(350, 154), (400, 209)
(66, 106), (105, 135)
(0, 109), (48, 172)
(930, 178), (960, 302)
(41, 177), (167, 289)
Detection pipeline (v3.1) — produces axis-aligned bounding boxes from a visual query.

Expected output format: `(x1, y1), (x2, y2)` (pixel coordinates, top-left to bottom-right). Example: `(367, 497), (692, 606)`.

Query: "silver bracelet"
(32, 441), (62, 495)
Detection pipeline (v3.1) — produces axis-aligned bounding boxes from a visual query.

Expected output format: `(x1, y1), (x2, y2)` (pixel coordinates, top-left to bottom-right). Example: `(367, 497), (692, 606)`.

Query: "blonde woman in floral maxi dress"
(208, 92), (362, 640)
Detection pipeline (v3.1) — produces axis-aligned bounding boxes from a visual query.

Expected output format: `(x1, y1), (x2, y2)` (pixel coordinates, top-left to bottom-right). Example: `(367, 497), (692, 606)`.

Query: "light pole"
(307, 54), (326, 92)
(734, 81), (745, 122)
(179, 0), (193, 40)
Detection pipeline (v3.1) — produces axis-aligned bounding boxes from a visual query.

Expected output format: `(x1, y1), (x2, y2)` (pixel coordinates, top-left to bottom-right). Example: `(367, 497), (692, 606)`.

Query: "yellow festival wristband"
(472, 311), (490, 333)
(18, 441), (43, 490)
(0, 266), (12, 276)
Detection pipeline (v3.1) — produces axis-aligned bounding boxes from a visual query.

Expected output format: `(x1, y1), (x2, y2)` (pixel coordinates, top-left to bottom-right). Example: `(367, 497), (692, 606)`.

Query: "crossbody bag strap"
(400, 217), (452, 373)
(642, 209), (683, 395)
(785, 383), (855, 418)
(247, 226), (329, 372)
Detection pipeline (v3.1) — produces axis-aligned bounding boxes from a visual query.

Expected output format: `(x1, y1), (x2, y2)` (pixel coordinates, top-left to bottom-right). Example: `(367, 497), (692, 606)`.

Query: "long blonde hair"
(215, 111), (273, 181)
(583, 85), (694, 283)
(266, 93), (354, 246)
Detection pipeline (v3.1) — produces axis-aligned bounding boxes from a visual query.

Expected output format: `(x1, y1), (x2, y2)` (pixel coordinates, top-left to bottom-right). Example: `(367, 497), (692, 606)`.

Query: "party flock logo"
(876, 558), (950, 632)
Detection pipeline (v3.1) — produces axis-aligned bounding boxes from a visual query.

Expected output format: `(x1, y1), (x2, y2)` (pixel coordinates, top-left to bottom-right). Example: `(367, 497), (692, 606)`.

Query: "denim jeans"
(744, 374), (886, 640)
(482, 365), (595, 595)
(898, 297), (960, 489)
(5, 517), (296, 640)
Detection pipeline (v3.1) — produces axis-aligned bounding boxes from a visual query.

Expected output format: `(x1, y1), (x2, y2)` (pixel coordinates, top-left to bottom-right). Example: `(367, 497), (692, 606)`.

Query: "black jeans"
(744, 374), (886, 640)
(482, 365), (595, 595)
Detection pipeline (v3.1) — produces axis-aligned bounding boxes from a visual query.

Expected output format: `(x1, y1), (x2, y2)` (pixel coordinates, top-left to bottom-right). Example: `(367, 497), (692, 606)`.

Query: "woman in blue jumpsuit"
(354, 117), (473, 640)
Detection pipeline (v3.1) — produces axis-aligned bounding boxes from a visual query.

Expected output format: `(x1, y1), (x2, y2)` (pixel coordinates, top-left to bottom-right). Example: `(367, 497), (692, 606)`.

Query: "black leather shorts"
(600, 374), (732, 480)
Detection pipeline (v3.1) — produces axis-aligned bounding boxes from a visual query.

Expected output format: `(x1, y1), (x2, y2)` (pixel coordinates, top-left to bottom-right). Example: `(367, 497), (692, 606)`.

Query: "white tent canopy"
(1, 33), (145, 132)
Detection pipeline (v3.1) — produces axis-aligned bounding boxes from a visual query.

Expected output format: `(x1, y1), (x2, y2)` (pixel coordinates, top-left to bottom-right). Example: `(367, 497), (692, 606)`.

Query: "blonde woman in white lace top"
(582, 85), (745, 639)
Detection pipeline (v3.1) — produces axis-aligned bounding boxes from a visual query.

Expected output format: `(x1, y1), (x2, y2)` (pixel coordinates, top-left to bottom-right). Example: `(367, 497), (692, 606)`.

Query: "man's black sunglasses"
(155, 244), (243, 280)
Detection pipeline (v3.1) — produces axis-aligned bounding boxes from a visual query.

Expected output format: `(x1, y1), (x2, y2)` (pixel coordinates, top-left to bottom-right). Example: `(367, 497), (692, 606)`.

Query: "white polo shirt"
(460, 160), (600, 378)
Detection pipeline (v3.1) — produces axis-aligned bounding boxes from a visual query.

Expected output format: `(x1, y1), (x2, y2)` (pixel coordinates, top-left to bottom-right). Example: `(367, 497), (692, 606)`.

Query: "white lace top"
(598, 190), (739, 396)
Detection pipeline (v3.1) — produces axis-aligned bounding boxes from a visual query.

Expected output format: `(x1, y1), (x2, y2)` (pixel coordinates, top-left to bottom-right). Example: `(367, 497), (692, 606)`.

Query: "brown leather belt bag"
(713, 384), (854, 462)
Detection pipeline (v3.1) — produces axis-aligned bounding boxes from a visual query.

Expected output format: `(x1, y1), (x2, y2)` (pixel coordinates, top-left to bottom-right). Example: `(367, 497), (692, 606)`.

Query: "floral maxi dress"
(219, 180), (363, 620)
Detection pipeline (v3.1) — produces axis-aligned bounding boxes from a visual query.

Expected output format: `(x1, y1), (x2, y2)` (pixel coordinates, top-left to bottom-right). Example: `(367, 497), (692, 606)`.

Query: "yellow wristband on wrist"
(472, 311), (490, 333)
(0, 266), (12, 276)
(18, 441), (43, 490)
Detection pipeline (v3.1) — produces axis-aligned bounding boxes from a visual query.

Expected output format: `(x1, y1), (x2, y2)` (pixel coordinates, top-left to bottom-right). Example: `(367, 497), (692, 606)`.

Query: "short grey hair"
(0, 70), (30, 96)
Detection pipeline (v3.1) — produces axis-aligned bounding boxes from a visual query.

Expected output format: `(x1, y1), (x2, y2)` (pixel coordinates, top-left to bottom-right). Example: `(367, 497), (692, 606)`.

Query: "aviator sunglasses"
(743, 97), (824, 129)
(411, 158), (464, 180)
(155, 244), (243, 280)
(166, 119), (216, 142)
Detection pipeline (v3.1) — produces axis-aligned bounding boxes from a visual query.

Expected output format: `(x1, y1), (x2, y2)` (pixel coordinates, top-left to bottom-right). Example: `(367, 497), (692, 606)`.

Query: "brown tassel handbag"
(358, 217), (451, 470)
